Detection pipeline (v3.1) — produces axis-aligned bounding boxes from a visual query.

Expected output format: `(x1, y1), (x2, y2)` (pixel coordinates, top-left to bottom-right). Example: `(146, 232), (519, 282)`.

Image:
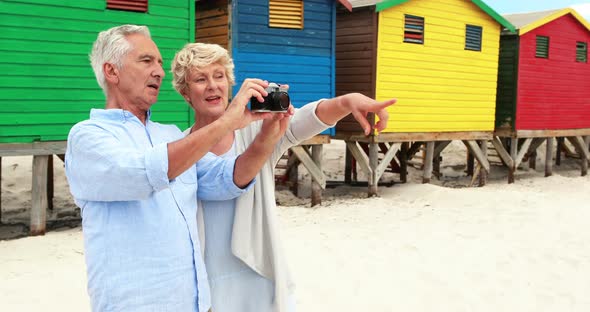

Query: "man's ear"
(103, 63), (119, 84)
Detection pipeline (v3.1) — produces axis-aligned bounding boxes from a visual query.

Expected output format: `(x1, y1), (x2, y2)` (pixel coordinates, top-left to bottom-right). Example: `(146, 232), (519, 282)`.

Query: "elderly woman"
(171, 43), (395, 312)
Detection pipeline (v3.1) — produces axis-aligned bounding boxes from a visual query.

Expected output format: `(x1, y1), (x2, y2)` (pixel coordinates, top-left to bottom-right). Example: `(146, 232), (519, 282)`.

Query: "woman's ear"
(103, 63), (119, 84)
(181, 90), (191, 103)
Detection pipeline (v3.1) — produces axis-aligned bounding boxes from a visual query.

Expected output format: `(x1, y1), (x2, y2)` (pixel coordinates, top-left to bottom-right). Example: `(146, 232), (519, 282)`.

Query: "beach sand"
(1, 140), (590, 311)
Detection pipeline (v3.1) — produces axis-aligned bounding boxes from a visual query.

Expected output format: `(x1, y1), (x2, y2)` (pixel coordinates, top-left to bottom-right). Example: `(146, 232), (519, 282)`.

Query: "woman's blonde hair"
(171, 43), (235, 96)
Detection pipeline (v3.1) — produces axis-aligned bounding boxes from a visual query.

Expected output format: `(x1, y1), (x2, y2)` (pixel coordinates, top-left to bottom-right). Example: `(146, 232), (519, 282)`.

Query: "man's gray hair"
(90, 25), (151, 94)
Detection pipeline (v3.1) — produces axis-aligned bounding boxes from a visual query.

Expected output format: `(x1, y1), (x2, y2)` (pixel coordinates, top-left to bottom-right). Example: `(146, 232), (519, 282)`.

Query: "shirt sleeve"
(65, 123), (170, 202)
(196, 152), (254, 201)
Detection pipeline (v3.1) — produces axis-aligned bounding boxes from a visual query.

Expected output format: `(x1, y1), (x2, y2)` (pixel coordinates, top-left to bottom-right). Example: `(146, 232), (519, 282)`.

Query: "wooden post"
(0, 156), (2, 223)
(287, 152), (299, 196)
(556, 137), (564, 166)
(400, 142), (408, 183)
(344, 147), (352, 184)
(422, 141), (435, 184)
(528, 150), (537, 170)
(31, 155), (49, 236)
(368, 142), (379, 197)
(47, 155), (54, 211)
(478, 140), (488, 186)
(545, 137), (553, 177)
(508, 138), (518, 184)
(311, 145), (323, 207)
(466, 151), (474, 176)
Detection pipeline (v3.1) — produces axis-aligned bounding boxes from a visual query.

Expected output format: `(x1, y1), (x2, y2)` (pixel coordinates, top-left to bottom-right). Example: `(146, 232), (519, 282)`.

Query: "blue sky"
(486, 0), (590, 20)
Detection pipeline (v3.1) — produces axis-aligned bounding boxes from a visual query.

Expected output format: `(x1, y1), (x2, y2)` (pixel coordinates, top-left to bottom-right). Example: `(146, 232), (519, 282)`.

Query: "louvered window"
(403, 14), (424, 44)
(576, 42), (587, 63)
(106, 0), (148, 13)
(536, 35), (549, 58)
(465, 25), (482, 51)
(269, 0), (304, 29)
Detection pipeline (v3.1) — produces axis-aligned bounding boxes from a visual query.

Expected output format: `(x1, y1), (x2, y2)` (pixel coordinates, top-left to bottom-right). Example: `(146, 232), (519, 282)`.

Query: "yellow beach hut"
(335, 0), (515, 194)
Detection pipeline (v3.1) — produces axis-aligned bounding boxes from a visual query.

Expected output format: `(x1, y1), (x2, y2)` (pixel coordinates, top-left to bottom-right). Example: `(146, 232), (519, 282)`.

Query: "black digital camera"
(250, 83), (290, 113)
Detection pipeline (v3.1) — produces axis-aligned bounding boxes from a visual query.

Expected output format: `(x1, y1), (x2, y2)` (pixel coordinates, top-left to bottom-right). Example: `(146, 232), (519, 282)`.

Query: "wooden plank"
(433, 141), (452, 157)
(514, 138), (533, 169)
(333, 131), (492, 143)
(290, 146), (326, 189)
(346, 142), (372, 179)
(527, 138), (546, 154)
(566, 136), (589, 176)
(516, 129), (590, 138)
(375, 143), (400, 183)
(545, 138), (554, 177)
(491, 136), (514, 169)
(0, 141), (66, 156)
(478, 140), (488, 187)
(311, 145), (323, 207)
(300, 135), (330, 145)
(423, 142), (435, 184)
(31, 155), (49, 236)
(462, 140), (490, 172)
(368, 143), (379, 196)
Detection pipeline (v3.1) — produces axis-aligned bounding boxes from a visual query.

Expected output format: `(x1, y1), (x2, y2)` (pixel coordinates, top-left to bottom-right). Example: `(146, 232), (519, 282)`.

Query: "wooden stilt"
(31, 155), (49, 236)
(287, 152), (299, 196)
(0, 156), (2, 223)
(466, 151), (474, 176)
(545, 137), (554, 177)
(311, 145), (323, 207)
(344, 146), (352, 184)
(566, 136), (589, 176)
(432, 141), (451, 179)
(47, 155), (54, 211)
(368, 143), (379, 197)
(556, 137), (564, 166)
(508, 138), (518, 183)
(422, 141), (435, 184)
(478, 140), (488, 186)
(400, 142), (408, 183)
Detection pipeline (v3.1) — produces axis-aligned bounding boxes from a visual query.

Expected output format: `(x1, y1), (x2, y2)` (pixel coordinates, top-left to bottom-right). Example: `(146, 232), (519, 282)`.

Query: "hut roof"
(348, 0), (516, 33)
(503, 8), (590, 35)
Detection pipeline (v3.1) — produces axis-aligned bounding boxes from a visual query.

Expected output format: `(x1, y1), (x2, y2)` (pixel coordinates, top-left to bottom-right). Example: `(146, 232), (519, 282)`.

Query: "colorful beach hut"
(195, 0), (352, 205)
(0, 0), (195, 234)
(196, 0), (351, 134)
(335, 0), (514, 194)
(494, 8), (590, 181)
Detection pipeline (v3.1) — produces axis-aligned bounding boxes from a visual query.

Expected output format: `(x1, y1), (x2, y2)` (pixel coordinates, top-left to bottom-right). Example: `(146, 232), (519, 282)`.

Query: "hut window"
(403, 14), (424, 44)
(536, 36), (549, 58)
(465, 25), (482, 51)
(269, 0), (304, 29)
(106, 0), (148, 13)
(576, 42), (587, 63)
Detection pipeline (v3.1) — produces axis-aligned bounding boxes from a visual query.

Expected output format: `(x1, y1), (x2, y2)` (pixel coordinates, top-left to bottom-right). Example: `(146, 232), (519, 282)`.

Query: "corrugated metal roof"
(347, 0), (384, 8)
(503, 9), (562, 30)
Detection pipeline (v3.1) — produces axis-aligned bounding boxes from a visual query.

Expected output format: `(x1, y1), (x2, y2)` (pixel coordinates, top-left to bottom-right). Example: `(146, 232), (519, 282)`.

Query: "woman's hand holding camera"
(223, 78), (272, 130)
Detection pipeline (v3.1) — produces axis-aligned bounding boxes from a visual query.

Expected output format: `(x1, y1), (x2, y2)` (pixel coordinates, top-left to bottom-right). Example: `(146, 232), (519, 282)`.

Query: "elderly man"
(65, 24), (284, 311)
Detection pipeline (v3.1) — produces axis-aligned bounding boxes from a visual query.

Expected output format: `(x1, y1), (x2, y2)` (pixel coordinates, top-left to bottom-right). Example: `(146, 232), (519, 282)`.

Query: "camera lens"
(273, 92), (290, 111)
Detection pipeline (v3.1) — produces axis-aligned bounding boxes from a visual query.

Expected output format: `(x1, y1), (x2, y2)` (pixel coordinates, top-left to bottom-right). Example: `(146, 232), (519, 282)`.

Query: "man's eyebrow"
(138, 54), (154, 60)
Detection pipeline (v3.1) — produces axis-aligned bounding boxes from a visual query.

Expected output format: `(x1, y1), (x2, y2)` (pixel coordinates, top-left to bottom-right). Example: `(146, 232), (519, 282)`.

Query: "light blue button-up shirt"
(65, 109), (251, 312)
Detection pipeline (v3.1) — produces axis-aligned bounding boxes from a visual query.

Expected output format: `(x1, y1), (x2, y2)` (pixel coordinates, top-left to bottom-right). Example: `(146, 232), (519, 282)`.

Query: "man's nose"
(153, 64), (165, 78)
